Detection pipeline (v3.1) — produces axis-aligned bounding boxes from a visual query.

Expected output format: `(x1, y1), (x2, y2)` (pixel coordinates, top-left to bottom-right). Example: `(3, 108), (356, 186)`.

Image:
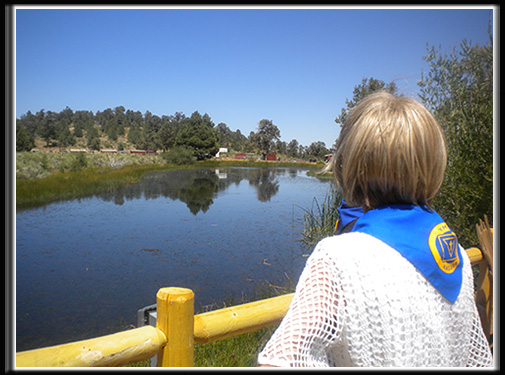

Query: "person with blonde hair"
(258, 92), (493, 367)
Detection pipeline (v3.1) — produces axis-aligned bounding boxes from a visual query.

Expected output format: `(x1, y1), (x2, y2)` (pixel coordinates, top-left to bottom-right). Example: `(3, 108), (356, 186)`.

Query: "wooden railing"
(16, 288), (293, 367)
(15, 246), (490, 367)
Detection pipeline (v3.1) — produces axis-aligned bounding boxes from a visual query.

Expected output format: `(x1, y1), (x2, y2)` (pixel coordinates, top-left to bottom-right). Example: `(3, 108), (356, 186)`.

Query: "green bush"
(69, 153), (88, 171)
(161, 146), (197, 165)
(419, 36), (493, 247)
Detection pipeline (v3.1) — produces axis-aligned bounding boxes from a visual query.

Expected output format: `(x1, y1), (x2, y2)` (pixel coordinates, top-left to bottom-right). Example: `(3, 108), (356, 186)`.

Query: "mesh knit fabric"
(258, 233), (493, 367)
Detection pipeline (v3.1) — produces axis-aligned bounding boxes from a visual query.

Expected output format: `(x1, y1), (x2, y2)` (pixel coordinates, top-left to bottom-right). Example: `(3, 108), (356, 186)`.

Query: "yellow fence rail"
(15, 326), (166, 367)
(16, 246), (490, 368)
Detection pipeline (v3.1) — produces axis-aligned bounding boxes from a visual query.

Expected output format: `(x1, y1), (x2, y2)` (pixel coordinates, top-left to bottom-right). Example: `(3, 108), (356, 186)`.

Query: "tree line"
(16, 107), (331, 161)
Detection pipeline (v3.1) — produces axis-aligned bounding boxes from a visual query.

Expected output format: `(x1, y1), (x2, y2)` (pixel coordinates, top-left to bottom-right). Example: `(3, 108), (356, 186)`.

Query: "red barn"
(266, 154), (277, 161)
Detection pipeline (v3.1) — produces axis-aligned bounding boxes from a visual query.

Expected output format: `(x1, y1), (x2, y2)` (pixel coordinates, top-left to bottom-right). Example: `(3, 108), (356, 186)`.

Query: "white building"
(215, 148), (228, 158)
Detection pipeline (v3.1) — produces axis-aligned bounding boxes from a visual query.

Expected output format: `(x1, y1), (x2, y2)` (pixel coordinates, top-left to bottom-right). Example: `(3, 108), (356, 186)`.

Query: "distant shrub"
(69, 153), (88, 171)
(162, 146), (196, 165)
(16, 152), (50, 179)
(40, 153), (50, 171)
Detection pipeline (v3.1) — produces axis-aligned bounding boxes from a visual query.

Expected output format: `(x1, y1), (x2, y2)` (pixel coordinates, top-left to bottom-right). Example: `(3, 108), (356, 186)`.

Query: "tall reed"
(300, 187), (343, 247)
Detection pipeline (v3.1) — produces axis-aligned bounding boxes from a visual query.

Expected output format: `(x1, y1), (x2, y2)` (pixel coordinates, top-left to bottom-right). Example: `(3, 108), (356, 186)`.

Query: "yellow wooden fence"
(15, 245), (492, 367)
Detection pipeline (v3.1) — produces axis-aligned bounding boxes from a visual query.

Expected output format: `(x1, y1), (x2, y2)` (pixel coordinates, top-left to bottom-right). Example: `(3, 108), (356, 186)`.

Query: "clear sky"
(14, 6), (493, 148)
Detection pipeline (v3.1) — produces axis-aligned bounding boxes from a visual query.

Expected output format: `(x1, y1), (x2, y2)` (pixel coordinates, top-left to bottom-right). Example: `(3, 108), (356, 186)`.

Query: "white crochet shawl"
(258, 232), (493, 367)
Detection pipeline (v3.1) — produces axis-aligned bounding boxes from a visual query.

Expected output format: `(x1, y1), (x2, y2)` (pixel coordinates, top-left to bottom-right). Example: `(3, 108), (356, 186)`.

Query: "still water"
(16, 167), (332, 351)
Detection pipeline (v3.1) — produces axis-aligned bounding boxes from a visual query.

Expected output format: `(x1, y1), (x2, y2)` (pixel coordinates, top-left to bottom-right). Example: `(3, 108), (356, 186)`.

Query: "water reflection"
(97, 167), (284, 214)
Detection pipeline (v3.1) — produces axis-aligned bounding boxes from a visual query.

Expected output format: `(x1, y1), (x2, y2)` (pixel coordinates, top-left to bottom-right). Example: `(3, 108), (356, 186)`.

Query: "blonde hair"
(326, 91), (447, 211)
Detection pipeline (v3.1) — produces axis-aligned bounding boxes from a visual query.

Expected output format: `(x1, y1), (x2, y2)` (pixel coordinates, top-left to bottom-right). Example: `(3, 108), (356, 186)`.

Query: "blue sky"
(15, 6), (493, 148)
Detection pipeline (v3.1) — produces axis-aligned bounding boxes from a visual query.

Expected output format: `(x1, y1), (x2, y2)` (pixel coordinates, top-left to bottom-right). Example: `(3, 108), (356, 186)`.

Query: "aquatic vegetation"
(300, 187), (343, 247)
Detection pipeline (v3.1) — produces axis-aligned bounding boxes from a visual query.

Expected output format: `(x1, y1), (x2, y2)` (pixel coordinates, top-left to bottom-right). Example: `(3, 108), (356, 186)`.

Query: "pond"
(15, 166), (333, 352)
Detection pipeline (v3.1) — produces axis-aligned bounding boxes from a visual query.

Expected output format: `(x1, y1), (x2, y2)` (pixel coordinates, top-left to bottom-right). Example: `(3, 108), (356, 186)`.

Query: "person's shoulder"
(316, 232), (381, 250)
(312, 232), (407, 267)
(311, 232), (382, 260)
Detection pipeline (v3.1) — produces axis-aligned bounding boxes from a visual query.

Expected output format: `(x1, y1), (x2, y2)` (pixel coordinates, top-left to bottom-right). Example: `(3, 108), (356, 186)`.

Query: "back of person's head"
(329, 91), (447, 211)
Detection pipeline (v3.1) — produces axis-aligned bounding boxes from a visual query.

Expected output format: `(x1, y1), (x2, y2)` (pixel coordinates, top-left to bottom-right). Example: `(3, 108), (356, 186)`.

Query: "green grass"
(124, 326), (277, 367)
(300, 187), (343, 247)
(306, 169), (334, 180)
(193, 325), (278, 367)
(16, 164), (177, 210)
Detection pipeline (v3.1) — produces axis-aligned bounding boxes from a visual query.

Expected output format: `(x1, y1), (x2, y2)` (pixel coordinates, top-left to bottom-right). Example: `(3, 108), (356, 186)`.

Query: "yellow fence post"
(155, 287), (194, 367)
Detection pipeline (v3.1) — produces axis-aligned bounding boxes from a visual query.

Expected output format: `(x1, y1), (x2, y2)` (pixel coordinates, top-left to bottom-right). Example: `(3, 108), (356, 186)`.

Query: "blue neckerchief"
(351, 204), (463, 303)
(335, 200), (363, 234)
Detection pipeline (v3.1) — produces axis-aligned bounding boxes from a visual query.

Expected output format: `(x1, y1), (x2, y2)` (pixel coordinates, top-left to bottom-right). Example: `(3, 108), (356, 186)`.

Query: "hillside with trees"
(16, 107), (330, 162)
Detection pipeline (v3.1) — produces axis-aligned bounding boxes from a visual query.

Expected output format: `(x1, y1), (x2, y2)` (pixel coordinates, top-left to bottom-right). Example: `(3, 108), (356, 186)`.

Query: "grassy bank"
(16, 164), (176, 210)
(15, 151), (166, 179)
